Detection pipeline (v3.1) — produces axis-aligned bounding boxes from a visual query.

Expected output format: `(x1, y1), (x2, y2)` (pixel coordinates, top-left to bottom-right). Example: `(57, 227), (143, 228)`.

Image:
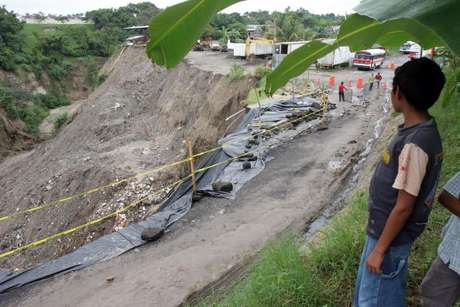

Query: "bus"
(353, 48), (386, 70)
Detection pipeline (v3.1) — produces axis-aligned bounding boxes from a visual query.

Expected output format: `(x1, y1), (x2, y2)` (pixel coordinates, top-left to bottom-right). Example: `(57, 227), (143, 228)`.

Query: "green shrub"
(35, 91), (70, 109)
(53, 112), (68, 130)
(17, 104), (49, 134)
(96, 73), (108, 86)
(47, 61), (72, 81)
(0, 87), (18, 118)
(228, 65), (245, 81)
(253, 65), (271, 80)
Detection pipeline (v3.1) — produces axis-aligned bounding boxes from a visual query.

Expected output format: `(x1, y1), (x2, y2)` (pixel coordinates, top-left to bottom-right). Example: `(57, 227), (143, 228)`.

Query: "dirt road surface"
(1, 80), (390, 306)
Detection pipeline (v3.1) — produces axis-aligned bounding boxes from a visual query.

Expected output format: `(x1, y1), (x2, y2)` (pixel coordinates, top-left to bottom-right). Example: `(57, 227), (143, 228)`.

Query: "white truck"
(228, 39), (273, 58)
(400, 41), (422, 55)
(273, 39), (354, 69)
(317, 46), (354, 68)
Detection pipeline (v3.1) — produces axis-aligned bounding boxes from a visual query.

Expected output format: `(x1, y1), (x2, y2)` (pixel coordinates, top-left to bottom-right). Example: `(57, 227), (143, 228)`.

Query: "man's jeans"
(354, 236), (411, 307)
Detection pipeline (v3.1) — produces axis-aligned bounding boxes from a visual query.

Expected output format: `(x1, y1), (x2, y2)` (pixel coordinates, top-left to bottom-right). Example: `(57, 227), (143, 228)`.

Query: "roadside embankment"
(0, 47), (254, 272)
(198, 97), (459, 307)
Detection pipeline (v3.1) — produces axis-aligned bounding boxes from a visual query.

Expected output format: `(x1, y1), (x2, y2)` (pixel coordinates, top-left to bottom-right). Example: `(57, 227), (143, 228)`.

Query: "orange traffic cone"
(328, 75), (336, 87)
(357, 77), (364, 89)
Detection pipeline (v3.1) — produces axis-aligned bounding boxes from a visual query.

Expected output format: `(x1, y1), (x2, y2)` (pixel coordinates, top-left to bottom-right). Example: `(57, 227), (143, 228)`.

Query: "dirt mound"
(0, 47), (254, 271)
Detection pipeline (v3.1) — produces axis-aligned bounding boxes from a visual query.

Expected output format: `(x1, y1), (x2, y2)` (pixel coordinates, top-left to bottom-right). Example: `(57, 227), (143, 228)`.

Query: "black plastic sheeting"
(0, 96), (325, 294)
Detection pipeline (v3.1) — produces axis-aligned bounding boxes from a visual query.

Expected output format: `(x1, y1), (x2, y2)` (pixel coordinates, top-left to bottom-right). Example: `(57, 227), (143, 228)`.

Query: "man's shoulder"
(407, 122), (442, 152)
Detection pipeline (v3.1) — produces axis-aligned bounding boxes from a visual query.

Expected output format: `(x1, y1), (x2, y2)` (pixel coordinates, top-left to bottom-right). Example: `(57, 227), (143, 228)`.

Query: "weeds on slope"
(406, 97), (460, 306)
(200, 192), (368, 307)
(201, 96), (459, 307)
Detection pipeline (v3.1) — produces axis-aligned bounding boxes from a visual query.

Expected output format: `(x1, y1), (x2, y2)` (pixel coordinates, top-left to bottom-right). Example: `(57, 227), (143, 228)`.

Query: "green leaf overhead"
(147, 0), (243, 68)
(144, 0), (457, 97)
(355, 0), (460, 55)
(265, 13), (447, 96)
(266, 40), (332, 96)
(336, 14), (382, 51)
(377, 18), (444, 49)
(266, 14), (382, 96)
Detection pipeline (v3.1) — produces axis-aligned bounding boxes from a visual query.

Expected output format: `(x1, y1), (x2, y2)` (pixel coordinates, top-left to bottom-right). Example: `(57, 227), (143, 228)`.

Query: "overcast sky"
(3, 0), (361, 16)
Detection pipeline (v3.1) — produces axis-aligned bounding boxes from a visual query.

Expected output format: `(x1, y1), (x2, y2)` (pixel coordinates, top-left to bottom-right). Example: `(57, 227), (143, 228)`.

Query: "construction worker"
(339, 82), (346, 102)
(375, 72), (383, 89)
(369, 73), (375, 91)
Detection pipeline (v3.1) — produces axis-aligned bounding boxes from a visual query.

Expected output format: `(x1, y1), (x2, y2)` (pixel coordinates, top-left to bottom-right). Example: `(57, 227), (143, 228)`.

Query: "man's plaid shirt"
(438, 172), (460, 275)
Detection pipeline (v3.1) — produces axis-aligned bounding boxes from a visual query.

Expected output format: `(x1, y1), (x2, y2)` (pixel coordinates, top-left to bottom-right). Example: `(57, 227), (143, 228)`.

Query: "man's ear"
(395, 86), (403, 100)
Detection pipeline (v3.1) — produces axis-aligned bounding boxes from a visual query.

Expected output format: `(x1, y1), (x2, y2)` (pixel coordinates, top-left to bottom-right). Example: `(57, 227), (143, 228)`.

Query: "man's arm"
(366, 190), (416, 273)
(439, 191), (460, 218)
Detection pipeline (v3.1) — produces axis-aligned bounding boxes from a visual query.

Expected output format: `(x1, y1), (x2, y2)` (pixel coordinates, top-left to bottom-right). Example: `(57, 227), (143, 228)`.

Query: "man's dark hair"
(393, 57), (446, 111)
(341, 82), (344, 84)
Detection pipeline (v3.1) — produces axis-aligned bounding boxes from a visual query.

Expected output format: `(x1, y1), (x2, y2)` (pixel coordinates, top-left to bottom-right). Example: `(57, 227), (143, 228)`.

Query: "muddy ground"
(0, 48), (408, 306)
(0, 47), (254, 271)
(1, 58), (397, 306)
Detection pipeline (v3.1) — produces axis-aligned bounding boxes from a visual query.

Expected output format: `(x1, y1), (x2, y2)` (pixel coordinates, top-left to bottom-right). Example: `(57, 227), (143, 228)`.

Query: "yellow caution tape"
(0, 146), (222, 223)
(0, 177), (187, 259)
(0, 107), (323, 223)
(0, 153), (247, 259)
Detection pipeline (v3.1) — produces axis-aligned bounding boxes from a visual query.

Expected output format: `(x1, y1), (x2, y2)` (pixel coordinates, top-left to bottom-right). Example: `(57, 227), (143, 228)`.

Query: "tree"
(146, 0), (458, 96)
(86, 2), (159, 29)
(126, 2), (160, 25)
(0, 6), (24, 70)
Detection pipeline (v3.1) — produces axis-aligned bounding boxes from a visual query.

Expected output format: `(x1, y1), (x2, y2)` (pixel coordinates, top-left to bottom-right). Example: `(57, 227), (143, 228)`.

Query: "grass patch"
(253, 65), (271, 81)
(53, 112), (68, 130)
(245, 77), (268, 106)
(227, 65), (245, 82)
(201, 92), (460, 306)
(201, 192), (368, 307)
(246, 89), (267, 106)
(405, 96), (460, 306)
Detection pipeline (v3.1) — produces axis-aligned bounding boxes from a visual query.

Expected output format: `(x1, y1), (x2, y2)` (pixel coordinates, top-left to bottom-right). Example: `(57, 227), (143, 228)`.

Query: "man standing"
(354, 58), (446, 307)
(421, 171), (460, 306)
(375, 72), (383, 89)
(339, 82), (346, 102)
(368, 73), (375, 91)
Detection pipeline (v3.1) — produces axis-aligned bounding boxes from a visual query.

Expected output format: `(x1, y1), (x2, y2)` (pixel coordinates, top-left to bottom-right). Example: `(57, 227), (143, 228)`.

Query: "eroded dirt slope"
(0, 47), (253, 271)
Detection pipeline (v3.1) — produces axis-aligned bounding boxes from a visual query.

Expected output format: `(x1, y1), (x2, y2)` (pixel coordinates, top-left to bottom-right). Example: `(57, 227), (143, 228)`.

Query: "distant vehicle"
(124, 25), (149, 46)
(247, 38), (273, 57)
(229, 38), (274, 58)
(400, 41), (422, 55)
(193, 41), (204, 51)
(210, 41), (221, 51)
(317, 39), (354, 69)
(125, 35), (148, 46)
(273, 41), (309, 68)
(273, 39), (354, 69)
(353, 49), (386, 70)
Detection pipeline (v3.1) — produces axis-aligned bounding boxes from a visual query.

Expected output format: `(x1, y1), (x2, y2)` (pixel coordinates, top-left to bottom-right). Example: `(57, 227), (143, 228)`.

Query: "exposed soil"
(0, 49), (408, 307)
(0, 62), (393, 306)
(0, 47), (254, 272)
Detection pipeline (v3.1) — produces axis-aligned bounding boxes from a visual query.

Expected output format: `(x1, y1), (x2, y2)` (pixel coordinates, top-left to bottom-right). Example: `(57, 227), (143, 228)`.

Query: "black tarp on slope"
(0, 96), (324, 294)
